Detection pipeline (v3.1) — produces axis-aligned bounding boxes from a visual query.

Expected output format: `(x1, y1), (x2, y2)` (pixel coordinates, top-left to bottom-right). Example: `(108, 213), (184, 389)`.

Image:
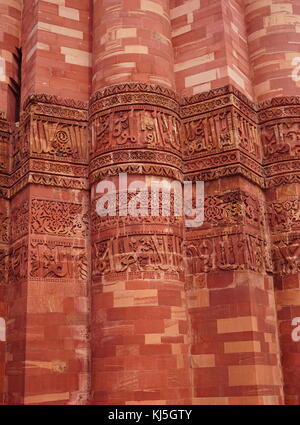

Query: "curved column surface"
(89, 84), (192, 404)
(245, 0), (300, 101)
(247, 0), (300, 405)
(0, 317), (6, 404)
(182, 89), (283, 404)
(3, 0), (93, 405)
(93, 0), (175, 91)
(90, 0), (191, 405)
(0, 0), (22, 121)
(267, 180), (300, 405)
(21, 0), (91, 106)
(170, 0), (253, 99)
(261, 96), (300, 404)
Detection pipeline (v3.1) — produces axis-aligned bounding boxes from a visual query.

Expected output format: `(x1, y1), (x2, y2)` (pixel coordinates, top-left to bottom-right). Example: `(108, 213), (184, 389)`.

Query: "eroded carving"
(92, 234), (183, 279)
(30, 240), (87, 281)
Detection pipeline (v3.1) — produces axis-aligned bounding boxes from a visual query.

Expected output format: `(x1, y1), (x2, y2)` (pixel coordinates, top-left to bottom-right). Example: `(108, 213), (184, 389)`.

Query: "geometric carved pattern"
(88, 84), (300, 191)
(31, 199), (88, 237)
(268, 199), (300, 233)
(202, 190), (264, 229)
(0, 203), (9, 243)
(2, 84), (300, 196)
(11, 201), (29, 242)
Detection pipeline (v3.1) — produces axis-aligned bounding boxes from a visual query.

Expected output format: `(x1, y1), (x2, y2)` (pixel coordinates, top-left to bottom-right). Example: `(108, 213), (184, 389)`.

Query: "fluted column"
(93, 0), (175, 91)
(0, 317), (5, 404)
(0, 0), (20, 401)
(0, 0), (22, 121)
(21, 0), (91, 105)
(258, 91), (300, 403)
(246, 0), (300, 405)
(5, 0), (92, 405)
(90, 0), (192, 405)
(171, 0), (254, 99)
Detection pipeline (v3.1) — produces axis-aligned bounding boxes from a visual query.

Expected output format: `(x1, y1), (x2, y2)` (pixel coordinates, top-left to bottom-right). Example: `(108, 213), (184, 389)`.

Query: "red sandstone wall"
(21, 0), (92, 104)
(0, 0), (22, 121)
(245, 0), (300, 404)
(0, 0), (300, 406)
(181, 84), (284, 403)
(90, 175), (192, 404)
(90, 0), (192, 405)
(0, 109), (9, 403)
(5, 106), (91, 404)
(185, 177), (283, 404)
(267, 180), (300, 404)
(4, 0), (92, 405)
(0, 315), (6, 404)
(260, 92), (300, 404)
(245, 0), (300, 101)
(171, 0), (253, 99)
(93, 0), (175, 91)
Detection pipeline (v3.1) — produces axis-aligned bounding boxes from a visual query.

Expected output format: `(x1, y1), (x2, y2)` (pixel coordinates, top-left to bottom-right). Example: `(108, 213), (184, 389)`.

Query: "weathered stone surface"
(0, 0), (299, 406)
